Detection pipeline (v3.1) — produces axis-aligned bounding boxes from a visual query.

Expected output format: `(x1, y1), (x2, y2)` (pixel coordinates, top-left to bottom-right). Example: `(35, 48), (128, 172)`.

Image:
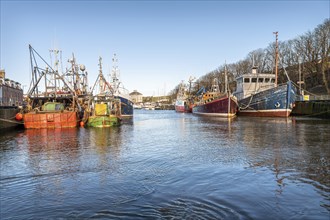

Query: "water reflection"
(85, 127), (124, 176)
(25, 129), (81, 194)
(26, 128), (79, 151)
(239, 117), (330, 208)
(195, 115), (237, 138)
(88, 127), (122, 148)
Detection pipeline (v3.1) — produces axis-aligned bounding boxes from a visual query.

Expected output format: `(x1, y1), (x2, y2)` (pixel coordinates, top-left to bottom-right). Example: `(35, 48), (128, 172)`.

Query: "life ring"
(275, 102), (281, 108)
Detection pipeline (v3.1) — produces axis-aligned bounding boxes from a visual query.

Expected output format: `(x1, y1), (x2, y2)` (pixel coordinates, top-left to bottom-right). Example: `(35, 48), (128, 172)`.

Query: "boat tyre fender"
(290, 103), (295, 109)
(275, 102), (281, 108)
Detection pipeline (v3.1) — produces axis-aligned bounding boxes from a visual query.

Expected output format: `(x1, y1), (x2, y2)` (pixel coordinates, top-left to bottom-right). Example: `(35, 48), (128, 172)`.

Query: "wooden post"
(225, 64), (230, 117)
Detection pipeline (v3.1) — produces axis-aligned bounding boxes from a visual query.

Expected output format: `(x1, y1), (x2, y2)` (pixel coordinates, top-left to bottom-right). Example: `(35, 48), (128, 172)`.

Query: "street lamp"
(297, 56), (304, 99)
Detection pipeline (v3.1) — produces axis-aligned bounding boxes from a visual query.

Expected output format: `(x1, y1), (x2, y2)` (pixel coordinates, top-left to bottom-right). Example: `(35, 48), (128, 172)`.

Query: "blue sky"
(1, 0), (329, 96)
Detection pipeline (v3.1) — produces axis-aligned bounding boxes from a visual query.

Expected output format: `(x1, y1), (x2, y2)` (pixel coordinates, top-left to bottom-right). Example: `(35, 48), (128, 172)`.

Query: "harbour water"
(0, 110), (329, 219)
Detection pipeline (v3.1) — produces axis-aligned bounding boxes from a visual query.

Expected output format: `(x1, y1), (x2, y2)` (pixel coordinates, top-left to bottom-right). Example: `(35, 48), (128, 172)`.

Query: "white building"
(129, 90), (143, 103)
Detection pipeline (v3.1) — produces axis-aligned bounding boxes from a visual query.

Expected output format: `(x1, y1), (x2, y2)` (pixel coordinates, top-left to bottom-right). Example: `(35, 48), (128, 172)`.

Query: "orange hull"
(23, 111), (78, 129)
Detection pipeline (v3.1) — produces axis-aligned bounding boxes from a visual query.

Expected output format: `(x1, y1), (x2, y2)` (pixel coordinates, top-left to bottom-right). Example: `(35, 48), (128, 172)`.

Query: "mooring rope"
(0, 118), (24, 124)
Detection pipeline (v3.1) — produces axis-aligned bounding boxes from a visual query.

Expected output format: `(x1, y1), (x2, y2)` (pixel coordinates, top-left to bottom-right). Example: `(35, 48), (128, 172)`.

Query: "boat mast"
(224, 66), (228, 95)
(111, 53), (120, 93)
(49, 48), (61, 98)
(27, 45), (75, 98)
(91, 56), (113, 96)
(188, 76), (195, 99)
(99, 56), (105, 93)
(273, 31), (278, 87)
(225, 64), (230, 116)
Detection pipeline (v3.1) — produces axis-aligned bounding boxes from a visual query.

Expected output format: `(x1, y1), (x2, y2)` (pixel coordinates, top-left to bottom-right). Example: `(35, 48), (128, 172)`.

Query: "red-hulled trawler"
(22, 45), (88, 129)
(175, 77), (195, 113)
(192, 69), (238, 118)
(192, 79), (238, 117)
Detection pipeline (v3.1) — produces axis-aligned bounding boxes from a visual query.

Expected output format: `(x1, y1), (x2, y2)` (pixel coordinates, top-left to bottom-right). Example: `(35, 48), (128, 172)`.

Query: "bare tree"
(314, 19), (330, 93)
(178, 19), (329, 95)
(247, 48), (267, 71)
(234, 59), (250, 77)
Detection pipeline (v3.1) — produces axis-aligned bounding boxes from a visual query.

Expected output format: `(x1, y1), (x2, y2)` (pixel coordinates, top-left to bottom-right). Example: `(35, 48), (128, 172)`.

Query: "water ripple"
(1, 111), (329, 219)
(88, 196), (251, 220)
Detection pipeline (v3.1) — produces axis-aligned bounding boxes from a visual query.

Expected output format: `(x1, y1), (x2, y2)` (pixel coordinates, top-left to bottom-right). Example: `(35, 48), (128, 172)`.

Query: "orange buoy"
(15, 113), (23, 121)
(80, 121), (85, 127)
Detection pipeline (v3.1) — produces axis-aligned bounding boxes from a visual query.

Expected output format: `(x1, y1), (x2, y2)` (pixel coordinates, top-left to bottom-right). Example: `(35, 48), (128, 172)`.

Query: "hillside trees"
(169, 19), (329, 98)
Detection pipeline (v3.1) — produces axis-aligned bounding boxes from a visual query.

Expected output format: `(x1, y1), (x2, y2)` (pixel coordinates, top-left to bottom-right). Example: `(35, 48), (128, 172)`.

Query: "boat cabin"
(234, 67), (276, 100)
(202, 78), (224, 102)
(90, 95), (121, 117)
(42, 102), (65, 111)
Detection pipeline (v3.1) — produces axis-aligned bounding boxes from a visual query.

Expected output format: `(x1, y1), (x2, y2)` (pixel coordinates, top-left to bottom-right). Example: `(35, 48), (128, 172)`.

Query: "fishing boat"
(143, 102), (155, 110)
(86, 57), (121, 128)
(233, 33), (297, 117)
(87, 96), (121, 127)
(133, 103), (143, 109)
(23, 45), (84, 129)
(175, 77), (195, 113)
(23, 101), (79, 129)
(0, 70), (24, 130)
(234, 67), (297, 117)
(192, 76), (238, 117)
(109, 54), (134, 118)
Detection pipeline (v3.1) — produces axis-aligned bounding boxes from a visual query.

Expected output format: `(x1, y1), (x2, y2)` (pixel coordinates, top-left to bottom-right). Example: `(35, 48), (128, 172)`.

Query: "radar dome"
(80, 64), (86, 71)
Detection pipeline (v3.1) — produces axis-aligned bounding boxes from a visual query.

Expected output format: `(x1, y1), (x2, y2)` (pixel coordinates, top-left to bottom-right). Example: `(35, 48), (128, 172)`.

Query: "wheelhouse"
(234, 67), (276, 100)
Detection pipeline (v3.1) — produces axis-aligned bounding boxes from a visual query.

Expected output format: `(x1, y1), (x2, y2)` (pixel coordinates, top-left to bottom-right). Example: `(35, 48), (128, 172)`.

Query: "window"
(271, 79), (275, 83)
(258, 78), (263, 82)
(265, 78), (270, 83)
(251, 78), (257, 83)
(244, 78), (250, 83)
(55, 104), (63, 111)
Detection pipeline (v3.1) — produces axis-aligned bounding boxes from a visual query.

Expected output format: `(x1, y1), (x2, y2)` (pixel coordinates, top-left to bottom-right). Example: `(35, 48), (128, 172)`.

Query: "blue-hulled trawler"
(233, 67), (297, 117)
(233, 32), (297, 117)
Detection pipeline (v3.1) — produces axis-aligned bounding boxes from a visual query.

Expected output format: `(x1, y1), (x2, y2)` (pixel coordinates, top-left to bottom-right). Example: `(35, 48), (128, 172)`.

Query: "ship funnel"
(252, 66), (258, 74)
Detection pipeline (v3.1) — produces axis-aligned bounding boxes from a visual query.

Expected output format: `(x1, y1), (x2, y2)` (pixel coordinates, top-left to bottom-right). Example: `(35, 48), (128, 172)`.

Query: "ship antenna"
(111, 53), (119, 91)
(99, 56), (103, 76)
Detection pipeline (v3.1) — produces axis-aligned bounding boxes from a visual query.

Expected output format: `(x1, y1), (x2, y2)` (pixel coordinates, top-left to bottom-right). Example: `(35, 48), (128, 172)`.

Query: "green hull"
(87, 116), (120, 127)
